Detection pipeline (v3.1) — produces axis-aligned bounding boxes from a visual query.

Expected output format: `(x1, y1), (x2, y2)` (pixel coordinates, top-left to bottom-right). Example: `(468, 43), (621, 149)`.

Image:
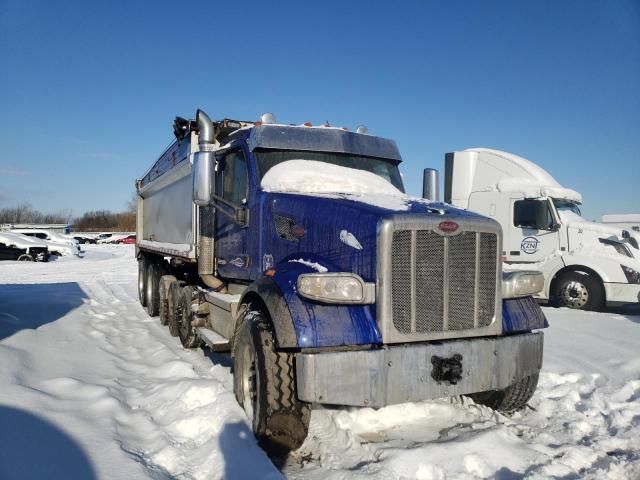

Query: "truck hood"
(264, 191), (486, 282)
(559, 211), (640, 261)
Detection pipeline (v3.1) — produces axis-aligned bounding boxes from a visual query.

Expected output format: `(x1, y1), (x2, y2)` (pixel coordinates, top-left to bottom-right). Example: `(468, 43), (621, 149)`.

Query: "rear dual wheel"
(174, 284), (202, 348)
(145, 263), (161, 317)
(138, 258), (148, 307)
(159, 275), (176, 326)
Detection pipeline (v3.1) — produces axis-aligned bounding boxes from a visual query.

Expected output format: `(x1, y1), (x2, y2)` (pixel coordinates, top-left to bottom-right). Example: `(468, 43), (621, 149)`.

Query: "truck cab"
(136, 112), (548, 457)
(445, 148), (640, 310)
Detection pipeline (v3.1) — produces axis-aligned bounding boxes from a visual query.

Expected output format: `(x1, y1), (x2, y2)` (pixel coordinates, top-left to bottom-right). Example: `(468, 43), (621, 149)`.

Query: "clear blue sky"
(1, 0), (638, 221)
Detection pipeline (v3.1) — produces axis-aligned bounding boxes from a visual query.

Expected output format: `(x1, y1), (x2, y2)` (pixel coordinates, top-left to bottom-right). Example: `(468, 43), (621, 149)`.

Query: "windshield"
(552, 198), (582, 216)
(255, 149), (405, 192)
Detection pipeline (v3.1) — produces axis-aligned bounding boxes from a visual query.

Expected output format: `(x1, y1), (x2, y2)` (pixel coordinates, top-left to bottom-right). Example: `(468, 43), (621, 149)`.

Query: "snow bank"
(0, 245), (279, 480)
(1, 245), (639, 479)
(261, 160), (413, 211)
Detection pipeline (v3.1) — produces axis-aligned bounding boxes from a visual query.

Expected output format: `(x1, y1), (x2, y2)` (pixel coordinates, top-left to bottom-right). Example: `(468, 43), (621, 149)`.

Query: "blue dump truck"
(135, 109), (547, 457)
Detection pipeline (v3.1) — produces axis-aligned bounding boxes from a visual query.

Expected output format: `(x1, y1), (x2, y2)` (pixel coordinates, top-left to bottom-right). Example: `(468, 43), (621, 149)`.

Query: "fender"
(242, 259), (381, 349)
(239, 276), (298, 348)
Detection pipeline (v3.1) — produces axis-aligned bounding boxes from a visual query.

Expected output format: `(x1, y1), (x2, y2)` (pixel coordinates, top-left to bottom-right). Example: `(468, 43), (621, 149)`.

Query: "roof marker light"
(261, 113), (276, 124)
(356, 125), (368, 134)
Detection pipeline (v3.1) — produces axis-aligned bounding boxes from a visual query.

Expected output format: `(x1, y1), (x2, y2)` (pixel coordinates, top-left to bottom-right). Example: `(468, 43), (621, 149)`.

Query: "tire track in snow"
(0, 246), (279, 480)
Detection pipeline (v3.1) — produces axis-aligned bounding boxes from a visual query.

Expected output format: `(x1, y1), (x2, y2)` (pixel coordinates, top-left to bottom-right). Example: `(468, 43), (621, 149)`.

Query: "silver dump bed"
(136, 131), (199, 260)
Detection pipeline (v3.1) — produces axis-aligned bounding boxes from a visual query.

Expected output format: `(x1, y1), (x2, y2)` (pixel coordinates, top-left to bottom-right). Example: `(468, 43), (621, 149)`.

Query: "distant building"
(601, 214), (640, 233)
(0, 223), (71, 234)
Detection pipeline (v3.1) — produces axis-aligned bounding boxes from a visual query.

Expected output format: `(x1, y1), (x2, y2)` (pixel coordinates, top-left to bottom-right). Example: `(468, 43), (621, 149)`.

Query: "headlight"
(297, 273), (375, 304)
(502, 271), (544, 298)
(621, 265), (640, 284)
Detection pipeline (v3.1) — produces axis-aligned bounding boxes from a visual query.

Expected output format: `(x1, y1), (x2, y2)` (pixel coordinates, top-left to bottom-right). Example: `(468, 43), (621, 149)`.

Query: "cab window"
(513, 199), (554, 230)
(221, 150), (248, 205)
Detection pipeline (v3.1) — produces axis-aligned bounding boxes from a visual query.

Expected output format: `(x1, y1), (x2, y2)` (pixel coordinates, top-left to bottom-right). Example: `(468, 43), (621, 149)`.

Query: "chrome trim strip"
(474, 232), (480, 328)
(442, 236), (449, 331)
(410, 230), (417, 333)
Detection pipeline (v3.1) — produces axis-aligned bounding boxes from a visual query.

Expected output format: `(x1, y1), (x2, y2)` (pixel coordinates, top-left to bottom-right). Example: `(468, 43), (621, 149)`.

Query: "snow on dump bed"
(261, 160), (413, 211)
(1, 245), (639, 479)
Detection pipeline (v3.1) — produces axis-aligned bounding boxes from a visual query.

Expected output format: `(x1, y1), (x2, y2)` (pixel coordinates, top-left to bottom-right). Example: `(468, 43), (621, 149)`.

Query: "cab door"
(214, 148), (250, 280)
(506, 197), (561, 263)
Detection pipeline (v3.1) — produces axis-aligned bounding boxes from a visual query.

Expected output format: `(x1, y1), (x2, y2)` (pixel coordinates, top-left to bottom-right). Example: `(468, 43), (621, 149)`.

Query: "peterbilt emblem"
(438, 221), (459, 234)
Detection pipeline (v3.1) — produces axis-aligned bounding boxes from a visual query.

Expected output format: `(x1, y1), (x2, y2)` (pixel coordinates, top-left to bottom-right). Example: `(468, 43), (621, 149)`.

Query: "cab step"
(196, 327), (230, 352)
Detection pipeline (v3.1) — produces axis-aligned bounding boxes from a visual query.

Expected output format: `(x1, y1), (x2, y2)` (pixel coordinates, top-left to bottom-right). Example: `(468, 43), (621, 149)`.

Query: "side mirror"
(193, 151), (214, 206)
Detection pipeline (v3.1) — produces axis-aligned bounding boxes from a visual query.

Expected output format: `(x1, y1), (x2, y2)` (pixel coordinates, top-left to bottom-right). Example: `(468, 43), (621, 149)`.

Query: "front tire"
(469, 373), (539, 414)
(17, 254), (34, 261)
(233, 310), (310, 459)
(553, 271), (604, 311)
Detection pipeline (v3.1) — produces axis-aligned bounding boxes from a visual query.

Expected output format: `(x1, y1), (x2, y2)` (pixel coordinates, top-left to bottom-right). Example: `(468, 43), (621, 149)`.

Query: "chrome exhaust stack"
(194, 109), (225, 292)
(422, 168), (440, 202)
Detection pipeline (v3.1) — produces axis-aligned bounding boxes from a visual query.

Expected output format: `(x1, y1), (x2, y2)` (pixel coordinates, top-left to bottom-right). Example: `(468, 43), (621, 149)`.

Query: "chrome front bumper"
(295, 332), (543, 407)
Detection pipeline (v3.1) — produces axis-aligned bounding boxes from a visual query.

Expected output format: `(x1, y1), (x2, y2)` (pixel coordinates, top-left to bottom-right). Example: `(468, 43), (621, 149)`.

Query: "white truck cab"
(444, 148), (640, 310)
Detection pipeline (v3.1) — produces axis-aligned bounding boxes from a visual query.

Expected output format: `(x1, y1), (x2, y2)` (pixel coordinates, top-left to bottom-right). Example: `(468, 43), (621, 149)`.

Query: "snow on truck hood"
(260, 159), (423, 211)
(559, 210), (631, 237)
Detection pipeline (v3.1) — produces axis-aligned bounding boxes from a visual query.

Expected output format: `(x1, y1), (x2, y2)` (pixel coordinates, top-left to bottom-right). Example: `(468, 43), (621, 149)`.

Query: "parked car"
(11, 229), (82, 256)
(0, 242), (33, 261)
(115, 234), (136, 244)
(74, 235), (97, 244)
(0, 232), (49, 261)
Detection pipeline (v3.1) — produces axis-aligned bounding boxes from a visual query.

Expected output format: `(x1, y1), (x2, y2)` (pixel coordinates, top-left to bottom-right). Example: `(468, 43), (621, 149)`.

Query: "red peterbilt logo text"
(438, 221), (459, 233)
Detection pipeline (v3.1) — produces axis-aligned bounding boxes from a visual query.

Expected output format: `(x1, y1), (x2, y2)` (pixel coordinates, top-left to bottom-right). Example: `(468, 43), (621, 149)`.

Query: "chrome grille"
(389, 228), (498, 335)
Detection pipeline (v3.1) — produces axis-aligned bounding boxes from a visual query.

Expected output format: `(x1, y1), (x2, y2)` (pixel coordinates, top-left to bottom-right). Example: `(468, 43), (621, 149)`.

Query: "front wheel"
(17, 254), (34, 261)
(233, 310), (310, 459)
(468, 373), (539, 414)
(553, 271), (604, 311)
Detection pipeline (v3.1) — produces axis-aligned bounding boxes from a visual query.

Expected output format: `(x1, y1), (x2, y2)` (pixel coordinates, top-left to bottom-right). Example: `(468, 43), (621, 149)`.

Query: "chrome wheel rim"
(146, 270), (153, 307)
(138, 265), (145, 301)
(240, 341), (257, 423)
(560, 280), (589, 309)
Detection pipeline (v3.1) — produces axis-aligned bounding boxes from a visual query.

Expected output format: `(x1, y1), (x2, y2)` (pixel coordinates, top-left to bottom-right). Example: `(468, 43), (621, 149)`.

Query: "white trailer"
(441, 148), (640, 310)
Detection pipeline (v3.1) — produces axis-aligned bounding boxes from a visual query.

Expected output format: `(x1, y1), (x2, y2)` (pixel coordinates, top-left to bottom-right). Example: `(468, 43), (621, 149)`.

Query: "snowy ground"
(0, 245), (638, 480)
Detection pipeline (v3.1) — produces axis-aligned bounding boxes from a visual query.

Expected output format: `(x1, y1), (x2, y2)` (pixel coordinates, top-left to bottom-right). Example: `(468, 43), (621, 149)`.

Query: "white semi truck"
(440, 148), (640, 310)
